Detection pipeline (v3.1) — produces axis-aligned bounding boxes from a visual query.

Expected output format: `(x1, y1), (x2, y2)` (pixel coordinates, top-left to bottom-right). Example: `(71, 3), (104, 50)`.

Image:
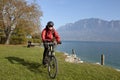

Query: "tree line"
(0, 0), (42, 44)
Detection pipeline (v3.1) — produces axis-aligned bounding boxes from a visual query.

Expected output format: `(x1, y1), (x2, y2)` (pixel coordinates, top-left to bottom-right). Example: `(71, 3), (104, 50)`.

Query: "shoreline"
(60, 51), (120, 72)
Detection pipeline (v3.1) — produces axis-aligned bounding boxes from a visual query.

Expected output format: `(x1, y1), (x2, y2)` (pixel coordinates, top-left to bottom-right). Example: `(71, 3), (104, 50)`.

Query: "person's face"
(48, 26), (53, 30)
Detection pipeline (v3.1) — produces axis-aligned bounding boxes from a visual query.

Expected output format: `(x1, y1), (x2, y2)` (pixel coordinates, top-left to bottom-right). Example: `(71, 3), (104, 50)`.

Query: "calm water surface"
(57, 41), (120, 69)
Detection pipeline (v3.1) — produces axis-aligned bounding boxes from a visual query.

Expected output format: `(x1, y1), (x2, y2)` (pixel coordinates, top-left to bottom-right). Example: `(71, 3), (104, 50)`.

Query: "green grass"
(0, 45), (120, 80)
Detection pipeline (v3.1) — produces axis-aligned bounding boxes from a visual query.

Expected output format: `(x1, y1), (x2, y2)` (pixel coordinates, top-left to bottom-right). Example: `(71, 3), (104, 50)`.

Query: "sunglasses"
(48, 25), (53, 27)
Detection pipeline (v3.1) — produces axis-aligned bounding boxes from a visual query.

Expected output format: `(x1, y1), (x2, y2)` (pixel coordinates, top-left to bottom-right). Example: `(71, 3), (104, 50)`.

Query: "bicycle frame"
(48, 43), (55, 56)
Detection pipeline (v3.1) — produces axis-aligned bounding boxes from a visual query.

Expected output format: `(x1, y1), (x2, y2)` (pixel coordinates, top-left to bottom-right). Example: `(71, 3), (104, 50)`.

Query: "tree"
(0, 0), (42, 44)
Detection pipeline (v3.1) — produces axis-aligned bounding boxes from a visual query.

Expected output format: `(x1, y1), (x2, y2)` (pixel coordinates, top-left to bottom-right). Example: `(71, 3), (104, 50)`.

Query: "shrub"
(33, 39), (41, 43)
(10, 35), (27, 44)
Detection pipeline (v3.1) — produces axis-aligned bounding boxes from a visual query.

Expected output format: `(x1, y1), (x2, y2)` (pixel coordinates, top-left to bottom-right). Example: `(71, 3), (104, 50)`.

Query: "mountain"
(57, 18), (120, 42)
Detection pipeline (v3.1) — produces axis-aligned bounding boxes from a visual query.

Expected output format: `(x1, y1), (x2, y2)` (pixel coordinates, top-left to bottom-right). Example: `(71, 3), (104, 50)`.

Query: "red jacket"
(41, 28), (60, 43)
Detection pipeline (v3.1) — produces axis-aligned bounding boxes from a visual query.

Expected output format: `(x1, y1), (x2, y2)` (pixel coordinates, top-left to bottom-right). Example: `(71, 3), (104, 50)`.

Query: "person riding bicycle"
(41, 21), (61, 66)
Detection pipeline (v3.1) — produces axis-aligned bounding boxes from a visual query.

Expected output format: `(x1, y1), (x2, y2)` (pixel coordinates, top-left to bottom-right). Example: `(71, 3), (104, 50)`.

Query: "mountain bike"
(44, 42), (59, 79)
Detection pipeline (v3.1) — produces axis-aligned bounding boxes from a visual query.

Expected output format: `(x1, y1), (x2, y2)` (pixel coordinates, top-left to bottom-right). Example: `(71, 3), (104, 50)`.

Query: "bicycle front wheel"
(48, 56), (58, 79)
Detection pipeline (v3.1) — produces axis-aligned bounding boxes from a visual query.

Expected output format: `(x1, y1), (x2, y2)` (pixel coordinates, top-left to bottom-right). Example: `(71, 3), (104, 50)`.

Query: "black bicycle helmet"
(47, 21), (54, 27)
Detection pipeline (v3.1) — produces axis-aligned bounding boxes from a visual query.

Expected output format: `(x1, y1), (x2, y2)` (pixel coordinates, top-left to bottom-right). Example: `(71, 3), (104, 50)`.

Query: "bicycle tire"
(48, 55), (58, 79)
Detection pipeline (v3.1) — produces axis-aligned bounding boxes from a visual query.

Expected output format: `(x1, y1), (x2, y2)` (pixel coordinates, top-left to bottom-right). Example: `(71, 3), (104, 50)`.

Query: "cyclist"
(41, 21), (61, 66)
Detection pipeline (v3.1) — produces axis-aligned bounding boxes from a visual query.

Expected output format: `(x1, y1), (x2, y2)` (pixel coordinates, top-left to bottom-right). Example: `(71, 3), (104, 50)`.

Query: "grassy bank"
(0, 45), (120, 80)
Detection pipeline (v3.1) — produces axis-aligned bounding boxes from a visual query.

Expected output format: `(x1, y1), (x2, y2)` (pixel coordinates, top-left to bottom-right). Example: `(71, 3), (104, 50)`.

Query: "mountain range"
(57, 18), (120, 42)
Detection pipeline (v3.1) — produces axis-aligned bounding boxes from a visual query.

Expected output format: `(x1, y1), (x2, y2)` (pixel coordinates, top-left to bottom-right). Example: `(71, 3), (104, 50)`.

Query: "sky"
(29, 0), (120, 29)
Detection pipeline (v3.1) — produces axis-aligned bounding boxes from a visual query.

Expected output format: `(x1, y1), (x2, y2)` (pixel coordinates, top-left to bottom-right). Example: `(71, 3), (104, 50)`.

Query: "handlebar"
(43, 41), (61, 46)
(44, 42), (56, 46)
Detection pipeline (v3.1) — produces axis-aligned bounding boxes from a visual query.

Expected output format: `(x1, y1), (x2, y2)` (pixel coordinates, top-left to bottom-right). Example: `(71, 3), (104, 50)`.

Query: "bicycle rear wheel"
(48, 56), (58, 79)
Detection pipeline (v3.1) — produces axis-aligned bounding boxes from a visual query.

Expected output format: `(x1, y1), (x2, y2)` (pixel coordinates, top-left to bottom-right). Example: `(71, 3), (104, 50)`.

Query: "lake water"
(57, 41), (120, 69)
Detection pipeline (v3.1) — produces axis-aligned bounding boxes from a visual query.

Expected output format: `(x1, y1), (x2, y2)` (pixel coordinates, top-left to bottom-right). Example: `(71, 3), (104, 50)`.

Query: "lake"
(57, 41), (120, 69)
